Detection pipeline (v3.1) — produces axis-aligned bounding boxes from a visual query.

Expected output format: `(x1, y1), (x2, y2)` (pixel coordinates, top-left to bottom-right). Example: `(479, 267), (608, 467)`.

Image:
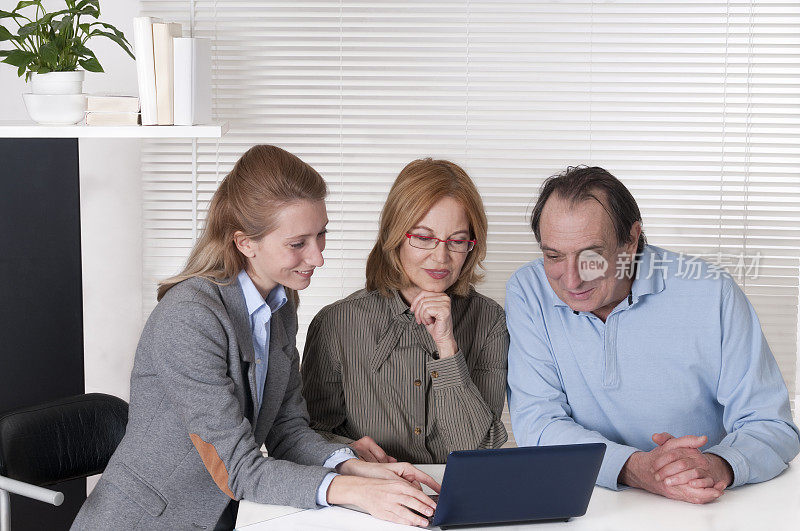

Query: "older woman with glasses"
(301, 158), (509, 464)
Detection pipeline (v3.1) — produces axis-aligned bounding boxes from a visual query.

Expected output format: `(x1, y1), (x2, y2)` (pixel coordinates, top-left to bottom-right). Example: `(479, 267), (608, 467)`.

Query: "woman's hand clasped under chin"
(410, 290), (458, 358)
(327, 458), (442, 527)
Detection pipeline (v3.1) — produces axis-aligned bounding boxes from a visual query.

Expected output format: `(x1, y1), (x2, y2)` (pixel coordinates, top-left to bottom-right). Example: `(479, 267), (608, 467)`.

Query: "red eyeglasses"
(405, 233), (476, 253)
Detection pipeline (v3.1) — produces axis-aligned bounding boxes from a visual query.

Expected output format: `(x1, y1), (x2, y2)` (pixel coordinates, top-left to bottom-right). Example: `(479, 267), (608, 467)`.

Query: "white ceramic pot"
(24, 71), (86, 124)
(30, 71), (85, 95)
(23, 93), (87, 125)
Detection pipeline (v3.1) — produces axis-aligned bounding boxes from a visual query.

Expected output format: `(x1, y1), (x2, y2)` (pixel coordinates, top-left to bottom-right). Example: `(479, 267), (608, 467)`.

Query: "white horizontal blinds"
(141, 137), (219, 315)
(464, 1), (593, 301)
(141, 1), (477, 344)
(139, 1), (800, 413)
(726, 1), (800, 406)
(194, 0), (351, 341)
(322, 0), (470, 346)
(468, 0), (799, 405)
(139, 2), (203, 313)
(578, 1), (800, 404)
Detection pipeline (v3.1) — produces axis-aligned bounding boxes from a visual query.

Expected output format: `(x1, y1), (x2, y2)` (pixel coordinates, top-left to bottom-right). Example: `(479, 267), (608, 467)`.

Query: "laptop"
(428, 443), (606, 529)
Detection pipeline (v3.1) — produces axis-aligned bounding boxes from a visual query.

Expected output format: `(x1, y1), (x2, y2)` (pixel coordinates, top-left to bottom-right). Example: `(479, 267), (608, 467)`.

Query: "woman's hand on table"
(327, 474), (436, 527)
(329, 460), (441, 527)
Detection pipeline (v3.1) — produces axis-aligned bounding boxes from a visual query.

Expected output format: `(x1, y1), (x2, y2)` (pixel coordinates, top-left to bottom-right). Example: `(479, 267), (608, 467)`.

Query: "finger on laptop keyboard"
(400, 482), (437, 511)
(404, 466), (441, 494)
(400, 495), (435, 518)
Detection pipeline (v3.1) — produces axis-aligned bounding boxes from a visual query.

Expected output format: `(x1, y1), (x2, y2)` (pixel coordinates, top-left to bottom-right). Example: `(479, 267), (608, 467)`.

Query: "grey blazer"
(71, 277), (347, 530)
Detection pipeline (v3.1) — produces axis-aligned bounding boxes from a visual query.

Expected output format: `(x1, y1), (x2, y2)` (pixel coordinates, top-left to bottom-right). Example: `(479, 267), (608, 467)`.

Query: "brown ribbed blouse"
(300, 288), (509, 464)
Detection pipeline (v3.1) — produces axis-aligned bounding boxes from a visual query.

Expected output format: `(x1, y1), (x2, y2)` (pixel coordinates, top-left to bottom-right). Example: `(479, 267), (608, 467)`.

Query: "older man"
(506, 166), (800, 504)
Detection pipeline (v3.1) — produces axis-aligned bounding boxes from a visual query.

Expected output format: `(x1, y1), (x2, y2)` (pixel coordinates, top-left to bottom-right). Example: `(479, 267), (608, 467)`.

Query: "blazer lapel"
(253, 308), (292, 443)
(218, 280), (260, 420)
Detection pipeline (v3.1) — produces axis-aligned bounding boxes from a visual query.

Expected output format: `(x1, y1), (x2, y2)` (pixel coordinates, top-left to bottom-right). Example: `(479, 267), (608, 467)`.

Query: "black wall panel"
(0, 138), (86, 530)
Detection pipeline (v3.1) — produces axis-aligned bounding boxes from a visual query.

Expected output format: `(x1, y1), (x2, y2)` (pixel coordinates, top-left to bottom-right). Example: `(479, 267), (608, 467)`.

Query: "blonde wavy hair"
(158, 144), (327, 302)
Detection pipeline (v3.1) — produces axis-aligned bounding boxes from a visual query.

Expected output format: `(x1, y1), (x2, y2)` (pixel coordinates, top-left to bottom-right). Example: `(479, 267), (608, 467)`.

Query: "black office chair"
(0, 393), (128, 531)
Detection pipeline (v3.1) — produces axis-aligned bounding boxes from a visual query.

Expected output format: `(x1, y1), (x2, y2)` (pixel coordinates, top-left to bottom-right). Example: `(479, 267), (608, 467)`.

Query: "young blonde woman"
(301, 158), (509, 464)
(71, 145), (439, 531)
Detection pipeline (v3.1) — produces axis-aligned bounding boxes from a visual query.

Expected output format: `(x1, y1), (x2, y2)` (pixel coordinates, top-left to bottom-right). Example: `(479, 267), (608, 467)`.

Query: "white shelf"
(0, 121), (229, 139)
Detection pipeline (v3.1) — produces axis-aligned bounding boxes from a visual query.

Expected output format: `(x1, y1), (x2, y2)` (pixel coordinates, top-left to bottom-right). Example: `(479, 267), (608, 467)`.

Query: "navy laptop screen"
(431, 443), (606, 528)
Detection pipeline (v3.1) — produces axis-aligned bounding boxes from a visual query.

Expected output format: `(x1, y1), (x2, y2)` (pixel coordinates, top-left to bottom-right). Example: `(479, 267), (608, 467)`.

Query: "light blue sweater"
(506, 245), (800, 490)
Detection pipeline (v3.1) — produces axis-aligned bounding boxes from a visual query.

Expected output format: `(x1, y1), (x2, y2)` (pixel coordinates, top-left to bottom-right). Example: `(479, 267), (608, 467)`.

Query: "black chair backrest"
(0, 393), (128, 486)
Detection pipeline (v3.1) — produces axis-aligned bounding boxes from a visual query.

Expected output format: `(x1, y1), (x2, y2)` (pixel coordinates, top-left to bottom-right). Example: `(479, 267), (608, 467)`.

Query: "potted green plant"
(0, 0), (134, 124)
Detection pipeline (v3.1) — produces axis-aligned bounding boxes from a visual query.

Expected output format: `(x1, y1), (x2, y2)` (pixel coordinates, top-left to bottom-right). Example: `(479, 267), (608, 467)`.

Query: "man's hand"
(651, 432), (733, 490)
(409, 291), (457, 358)
(349, 436), (397, 463)
(619, 433), (728, 504)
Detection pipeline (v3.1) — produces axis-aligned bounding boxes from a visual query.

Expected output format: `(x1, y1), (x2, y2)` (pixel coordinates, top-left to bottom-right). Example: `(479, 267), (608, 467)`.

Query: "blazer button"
(414, 379), (421, 387)
(414, 427), (422, 435)
(431, 371), (439, 378)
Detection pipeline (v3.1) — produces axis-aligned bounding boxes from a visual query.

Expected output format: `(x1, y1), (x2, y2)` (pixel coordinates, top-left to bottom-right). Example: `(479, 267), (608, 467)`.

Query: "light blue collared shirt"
(237, 269), (288, 408)
(506, 245), (800, 490)
(237, 270), (356, 506)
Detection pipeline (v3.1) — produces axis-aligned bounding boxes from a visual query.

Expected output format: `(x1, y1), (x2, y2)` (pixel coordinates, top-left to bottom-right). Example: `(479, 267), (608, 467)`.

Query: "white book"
(152, 22), (182, 125)
(87, 95), (140, 113)
(85, 112), (141, 126)
(133, 17), (161, 125)
(173, 38), (212, 126)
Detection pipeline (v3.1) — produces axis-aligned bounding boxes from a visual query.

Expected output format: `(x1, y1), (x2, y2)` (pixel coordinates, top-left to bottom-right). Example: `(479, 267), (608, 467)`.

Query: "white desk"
(236, 460), (800, 530)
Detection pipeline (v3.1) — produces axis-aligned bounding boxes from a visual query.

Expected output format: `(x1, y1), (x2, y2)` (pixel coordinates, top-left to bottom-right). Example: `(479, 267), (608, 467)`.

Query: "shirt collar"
(237, 269), (288, 317)
(369, 289), (429, 373)
(630, 245), (666, 303)
(549, 244), (665, 309)
(388, 289), (412, 317)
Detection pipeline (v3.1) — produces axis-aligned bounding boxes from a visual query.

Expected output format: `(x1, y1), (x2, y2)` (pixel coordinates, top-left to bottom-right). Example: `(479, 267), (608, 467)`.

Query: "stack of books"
(133, 17), (212, 126)
(85, 96), (140, 126)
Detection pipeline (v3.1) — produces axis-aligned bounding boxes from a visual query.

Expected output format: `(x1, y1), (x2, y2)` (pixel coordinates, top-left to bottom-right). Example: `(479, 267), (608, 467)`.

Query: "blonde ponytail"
(158, 145), (327, 301)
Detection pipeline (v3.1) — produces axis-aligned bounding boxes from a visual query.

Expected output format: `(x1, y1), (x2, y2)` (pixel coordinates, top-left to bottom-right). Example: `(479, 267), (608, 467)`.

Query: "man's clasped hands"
(620, 432), (733, 504)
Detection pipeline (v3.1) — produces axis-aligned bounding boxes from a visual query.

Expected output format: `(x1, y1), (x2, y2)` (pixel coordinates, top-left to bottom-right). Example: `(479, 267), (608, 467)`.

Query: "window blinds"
(140, 1), (800, 416)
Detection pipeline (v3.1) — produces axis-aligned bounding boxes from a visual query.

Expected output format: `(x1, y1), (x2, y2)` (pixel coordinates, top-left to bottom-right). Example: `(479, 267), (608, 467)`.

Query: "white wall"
(0, 0), (143, 401)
